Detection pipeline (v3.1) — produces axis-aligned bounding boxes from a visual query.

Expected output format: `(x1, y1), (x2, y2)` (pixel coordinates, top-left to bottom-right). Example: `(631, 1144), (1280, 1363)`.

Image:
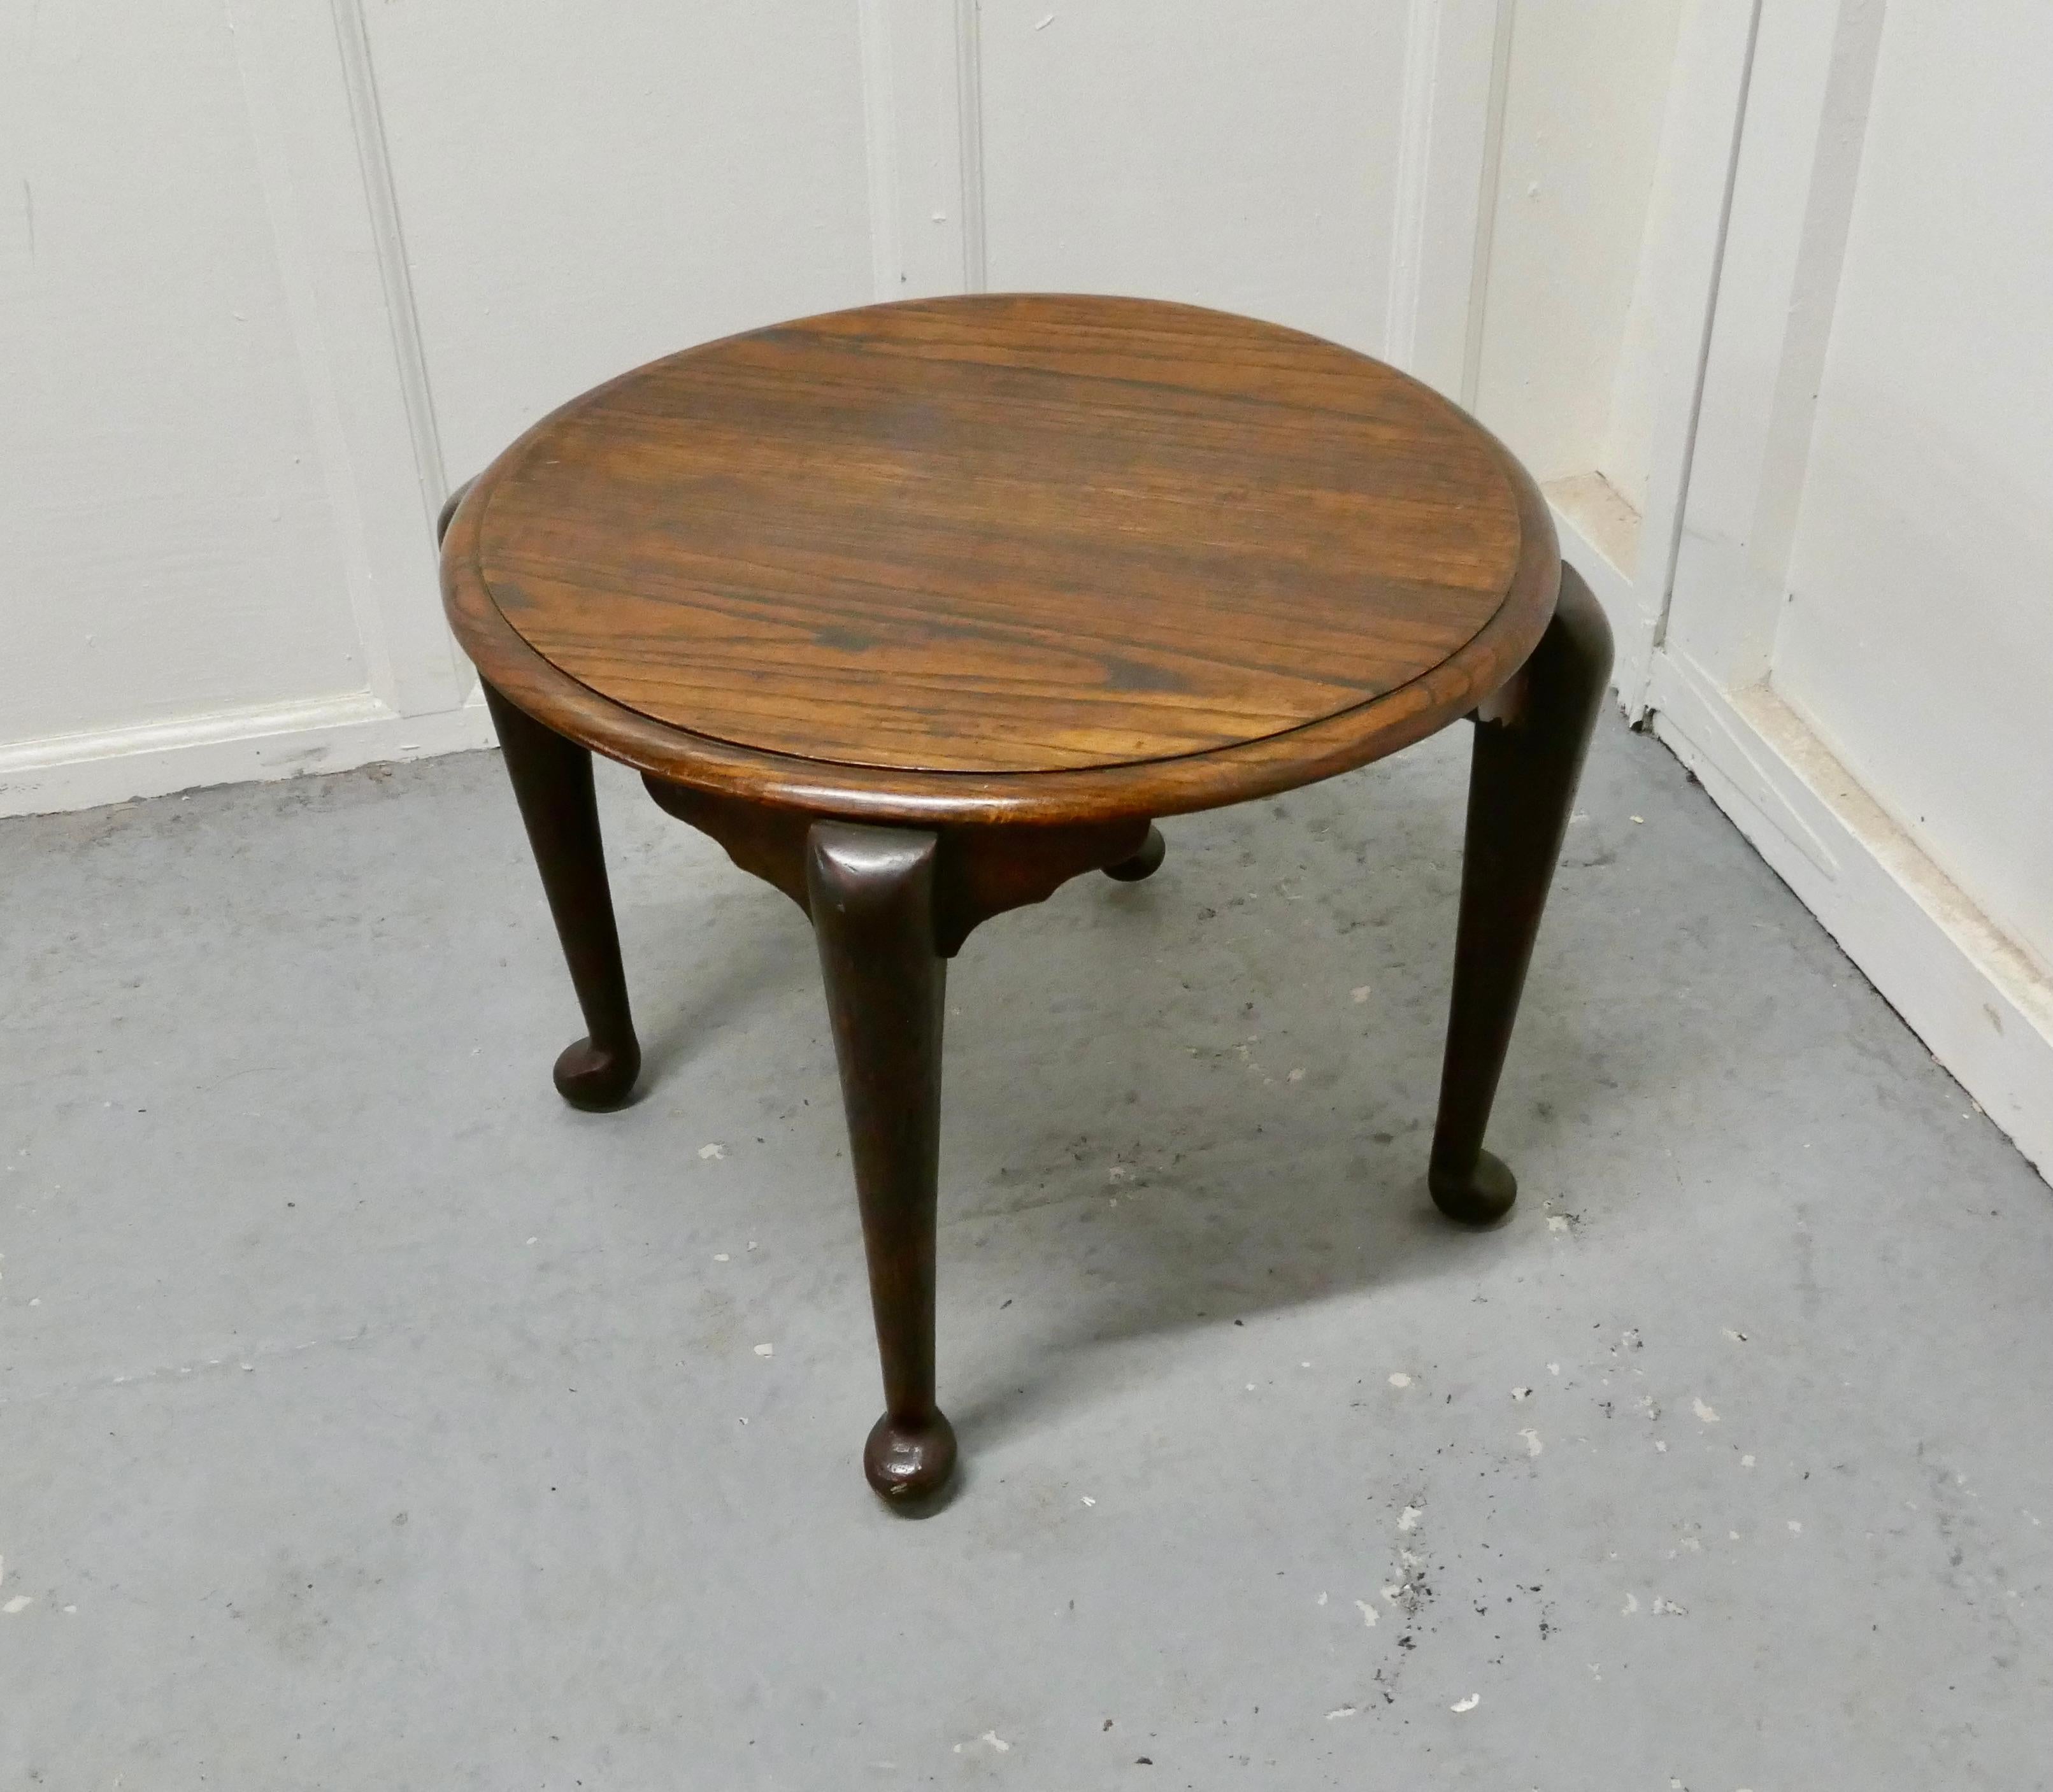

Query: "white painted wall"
(6, 0), (1512, 816)
(1471, 0), (1683, 501)
(1649, 0), (2053, 1174)
(1, 1), (368, 743)
(361, 0), (876, 488)
(1770, 0), (2053, 975)
(977, 0), (1410, 355)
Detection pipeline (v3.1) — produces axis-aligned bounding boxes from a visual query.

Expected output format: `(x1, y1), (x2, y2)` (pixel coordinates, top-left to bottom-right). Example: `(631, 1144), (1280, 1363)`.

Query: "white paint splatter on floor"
(1450, 1693), (1480, 1712)
(752, 1343), (774, 1358)
(1399, 1505), (1423, 1531)
(954, 1730), (1011, 1753)
(1692, 1398), (1720, 1423)
(697, 1143), (725, 1161)
(1520, 1428), (1543, 1457)
(1354, 1599), (1378, 1628)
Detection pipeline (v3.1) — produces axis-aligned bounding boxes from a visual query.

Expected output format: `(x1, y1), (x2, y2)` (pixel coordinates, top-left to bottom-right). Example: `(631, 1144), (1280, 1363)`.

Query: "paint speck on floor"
(1080, 1496), (1096, 1507)
(1450, 1693), (1480, 1712)
(1520, 1428), (1543, 1457)
(1325, 1705), (1358, 1721)
(954, 1731), (1011, 1753)
(3, 1596), (31, 1614)
(1622, 1592), (1640, 1615)
(1693, 1398), (1720, 1423)
(752, 1343), (773, 1358)
(697, 1143), (725, 1161)
(1389, 1372), (1412, 1388)
(1399, 1504), (1424, 1532)
(1354, 1599), (1378, 1628)
(1350, 985), (1371, 1002)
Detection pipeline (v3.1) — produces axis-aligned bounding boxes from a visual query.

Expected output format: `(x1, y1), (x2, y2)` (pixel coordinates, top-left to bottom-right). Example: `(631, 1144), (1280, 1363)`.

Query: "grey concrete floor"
(3, 715), (2049, 1790)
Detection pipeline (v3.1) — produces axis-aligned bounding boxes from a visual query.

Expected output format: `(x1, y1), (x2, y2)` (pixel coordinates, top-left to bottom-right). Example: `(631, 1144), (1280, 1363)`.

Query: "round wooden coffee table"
(441, 294), (1611, 1504)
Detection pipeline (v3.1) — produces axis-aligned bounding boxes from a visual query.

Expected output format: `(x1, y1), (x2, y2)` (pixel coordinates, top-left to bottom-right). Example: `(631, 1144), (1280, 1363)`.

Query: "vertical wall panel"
(359, 0), (878, 485)
(975, 1), (1412, 355)
(1771, 0), (2053, 970)
(0, 0), (366, 743)
(2, 0), (1504, 810)
(1469, 0), (1684, 492)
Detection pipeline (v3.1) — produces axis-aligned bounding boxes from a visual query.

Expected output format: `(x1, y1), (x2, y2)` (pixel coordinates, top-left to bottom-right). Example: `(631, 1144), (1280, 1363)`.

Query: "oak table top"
(443, 294), (1558, 827)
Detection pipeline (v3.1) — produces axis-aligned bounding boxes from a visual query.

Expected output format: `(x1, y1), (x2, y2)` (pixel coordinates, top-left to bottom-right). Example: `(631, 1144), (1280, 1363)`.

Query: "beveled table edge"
(441, 297), (1561, 830)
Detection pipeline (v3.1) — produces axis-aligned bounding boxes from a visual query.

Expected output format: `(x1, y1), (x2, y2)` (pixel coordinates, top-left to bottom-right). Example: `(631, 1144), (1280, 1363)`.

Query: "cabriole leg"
(483, 683), (642, 1111)
(808, 823), (957, 1503)
(1429, 565), (1613, 1224)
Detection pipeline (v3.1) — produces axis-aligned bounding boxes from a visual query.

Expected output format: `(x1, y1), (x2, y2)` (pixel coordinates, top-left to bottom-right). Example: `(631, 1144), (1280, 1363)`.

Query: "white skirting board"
(1646, 649), (2052, 1183)
(0, 690), (497, 820)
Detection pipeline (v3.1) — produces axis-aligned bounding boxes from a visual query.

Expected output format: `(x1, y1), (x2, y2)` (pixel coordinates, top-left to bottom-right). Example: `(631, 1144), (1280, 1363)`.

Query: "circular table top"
(443, 294), (1557, 826)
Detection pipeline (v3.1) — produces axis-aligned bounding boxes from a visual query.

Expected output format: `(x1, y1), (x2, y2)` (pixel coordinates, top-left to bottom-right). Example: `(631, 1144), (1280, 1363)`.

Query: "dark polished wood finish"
(807, 825), (955, 1502)
(443, 294), (1610, 1502)
(445, 295), (1559, 826)
(1103, 823), (1168, 883)
(481, 685), (642, 1111)
(1429, 567), (1612, 1223)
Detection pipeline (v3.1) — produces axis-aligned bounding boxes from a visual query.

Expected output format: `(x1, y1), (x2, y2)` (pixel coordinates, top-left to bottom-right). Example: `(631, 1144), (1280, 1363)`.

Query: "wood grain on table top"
(445, 294), (1557, 822)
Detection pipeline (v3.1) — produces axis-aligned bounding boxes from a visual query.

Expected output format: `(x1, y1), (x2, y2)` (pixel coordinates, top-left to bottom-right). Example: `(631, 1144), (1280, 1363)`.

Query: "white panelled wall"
(3, 2), (2047, 1173)
(1, 0), (1506, 814)
(1647, 0), (2053, 1174)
